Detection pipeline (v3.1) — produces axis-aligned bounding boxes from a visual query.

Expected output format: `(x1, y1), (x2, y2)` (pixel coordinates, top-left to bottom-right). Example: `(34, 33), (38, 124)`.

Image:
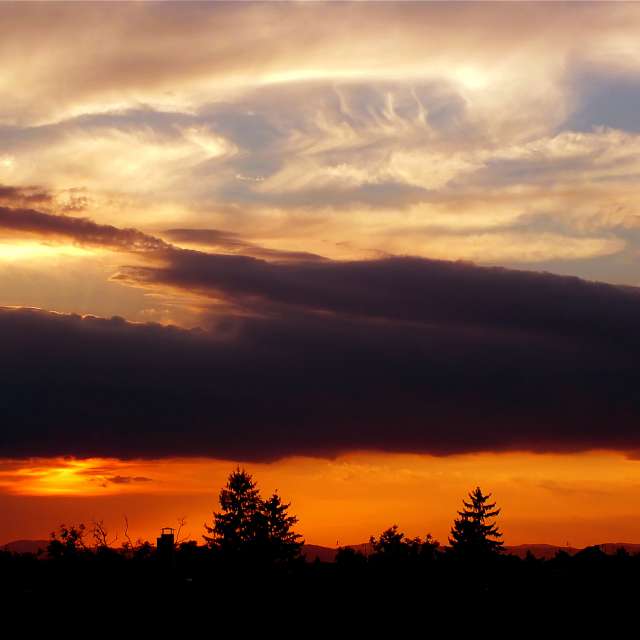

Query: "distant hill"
(303, 542), (640, 562)
(5, 539), (640, 560)
(598, 542), (640, 555)
(505, 543), (640, 559)
(2, 539), (49, 554)
(504, 544), (579, 559)
(302, 543), (374, 562)
(301, 544), (338, 563)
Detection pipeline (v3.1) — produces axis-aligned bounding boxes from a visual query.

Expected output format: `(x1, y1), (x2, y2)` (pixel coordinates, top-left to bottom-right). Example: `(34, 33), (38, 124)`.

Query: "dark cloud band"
(1, 207), (640, 460)
(123, 248), (640, 346)
(0, 298), (638, 461)
(0, 185), (52, 206)
(0, 206), (167, 252)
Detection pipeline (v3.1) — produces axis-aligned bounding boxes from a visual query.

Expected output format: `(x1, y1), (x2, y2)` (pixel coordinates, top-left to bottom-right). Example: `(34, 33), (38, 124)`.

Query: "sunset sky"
(2, 2), (640, 548)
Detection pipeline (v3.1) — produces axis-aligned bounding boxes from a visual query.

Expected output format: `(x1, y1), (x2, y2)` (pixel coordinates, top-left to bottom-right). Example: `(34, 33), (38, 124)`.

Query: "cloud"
(536, 480), (612, 498)
(5, 2), (633, 125)
(0, 206), (168, 252)
(3, 49), (640, 266)
(0, 82), (468, 211)
(565, 62), (640, 133)
(2, 77), (637, 266)
(106, 475), (152, 485)
(2, 3), (640, 272)
(452, 129), (640, 191)
(0, 184), (52, 207)
(163, 228), (327, 263)
(3, 5), (640, 465)
(2, 248), (640, 460)
(0, 204), (635, 338)
(0, 205), (328, 268)
(0, 183), (88, 215)
(118, 249), (640, 344)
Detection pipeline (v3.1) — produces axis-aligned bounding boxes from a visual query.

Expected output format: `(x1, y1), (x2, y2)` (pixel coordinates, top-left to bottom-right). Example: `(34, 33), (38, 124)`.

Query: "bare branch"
(92, 519), (118, 549)
(122, 515), (135, 551)
(175, 516), (190, 547)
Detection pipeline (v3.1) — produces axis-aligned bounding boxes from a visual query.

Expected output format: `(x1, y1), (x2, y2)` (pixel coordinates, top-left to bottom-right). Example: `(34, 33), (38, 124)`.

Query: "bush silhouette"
(47, 523), (87, 560)
(369, 524), (440, 568)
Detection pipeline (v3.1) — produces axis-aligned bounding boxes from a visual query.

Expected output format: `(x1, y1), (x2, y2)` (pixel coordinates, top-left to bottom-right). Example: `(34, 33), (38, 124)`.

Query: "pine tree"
(204, 468), (303, 564)
(261, 492), (303, 563)
(449, 486), (504, 558)
(203, 467), (263, 554)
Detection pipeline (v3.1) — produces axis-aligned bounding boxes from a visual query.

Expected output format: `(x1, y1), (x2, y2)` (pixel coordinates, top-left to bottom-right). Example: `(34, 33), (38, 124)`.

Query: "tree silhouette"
(47, 523), (87, 560)
(370, 524), (408, 557)
(449, 486), (504, 558)
(369, 524), (440, 565)
(91, 519), (118, 549)
(204, 468), (303, 564)
(261, 492), (303, 563)
(335, 546), (367, 569)
(204, 467), (263, 554)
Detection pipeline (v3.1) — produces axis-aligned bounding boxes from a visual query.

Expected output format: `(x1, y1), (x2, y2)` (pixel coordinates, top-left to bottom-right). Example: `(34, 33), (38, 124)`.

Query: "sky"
(2, 2), (640, 548)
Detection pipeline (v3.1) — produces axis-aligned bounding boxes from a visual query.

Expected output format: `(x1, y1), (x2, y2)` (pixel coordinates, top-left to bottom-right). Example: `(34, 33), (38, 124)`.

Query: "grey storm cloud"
(2, 208), (640, 461)
(121, 248), (640, 345)
(0, 296), (638, 460)
(1, 221), (640, 460)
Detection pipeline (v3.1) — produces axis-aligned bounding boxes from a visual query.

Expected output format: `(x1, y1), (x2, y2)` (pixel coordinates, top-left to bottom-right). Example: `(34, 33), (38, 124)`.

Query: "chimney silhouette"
(157, 527), (175, 566)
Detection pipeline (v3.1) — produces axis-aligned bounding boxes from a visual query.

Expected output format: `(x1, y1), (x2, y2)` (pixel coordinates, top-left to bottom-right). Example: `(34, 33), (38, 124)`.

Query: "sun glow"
(452, 65), (491, 90)
(4, 452), (640, 548)
(0, 458), (156, 496)
(0, 241), (96, 261)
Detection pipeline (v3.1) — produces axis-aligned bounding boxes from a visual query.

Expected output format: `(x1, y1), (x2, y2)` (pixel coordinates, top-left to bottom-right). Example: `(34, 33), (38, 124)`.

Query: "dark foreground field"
(3, 543), (640, 609)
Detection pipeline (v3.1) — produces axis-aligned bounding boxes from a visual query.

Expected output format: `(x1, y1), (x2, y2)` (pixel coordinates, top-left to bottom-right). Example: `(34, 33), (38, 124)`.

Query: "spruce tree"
(261, 492), (303, 563)
(204, 468), (303, 564)
(449, 486), (504, 558)
(203, 467), (263, 554)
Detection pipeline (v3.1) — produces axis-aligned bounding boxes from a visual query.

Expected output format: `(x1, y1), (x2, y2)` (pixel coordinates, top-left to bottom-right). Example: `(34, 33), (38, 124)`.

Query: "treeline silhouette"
(2, 468), (640, 606)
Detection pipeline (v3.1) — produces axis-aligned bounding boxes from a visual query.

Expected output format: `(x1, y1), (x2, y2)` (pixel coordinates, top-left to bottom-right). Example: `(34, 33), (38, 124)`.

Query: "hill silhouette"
(6, 539), (639, 561)
(303, 542), (640, 561)
(2, 539), (49, 554)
